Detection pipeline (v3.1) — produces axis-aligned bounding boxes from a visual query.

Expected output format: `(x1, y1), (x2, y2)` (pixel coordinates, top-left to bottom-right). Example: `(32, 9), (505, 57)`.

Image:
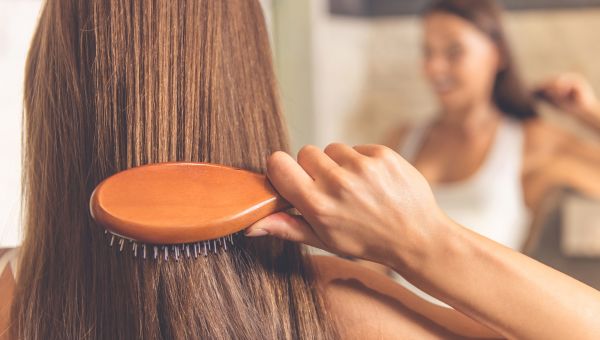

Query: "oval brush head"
(90, 162), (290, 252)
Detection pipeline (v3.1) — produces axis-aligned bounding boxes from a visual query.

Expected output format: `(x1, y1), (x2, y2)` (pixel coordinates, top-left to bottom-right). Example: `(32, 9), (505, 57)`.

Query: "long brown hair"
(11, 0), (338, 338)
(424, 0), (537, 120)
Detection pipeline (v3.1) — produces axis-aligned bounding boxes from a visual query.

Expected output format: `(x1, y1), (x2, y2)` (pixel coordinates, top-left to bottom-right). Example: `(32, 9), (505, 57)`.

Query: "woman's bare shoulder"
(523, 117), (600, 172)
(310, 255), (501, 339)
(523, 118), (572, 152)
(0, 248), (17, 340)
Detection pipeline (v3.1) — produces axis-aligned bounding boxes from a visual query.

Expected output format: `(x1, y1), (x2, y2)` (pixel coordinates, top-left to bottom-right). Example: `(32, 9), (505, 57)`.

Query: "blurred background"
(272, 0), (600, 296)
(0, 0), (43, 248)
(274, 0), (600, 294)
(2, 0), (600, 290)
(271, 0), (600, 149)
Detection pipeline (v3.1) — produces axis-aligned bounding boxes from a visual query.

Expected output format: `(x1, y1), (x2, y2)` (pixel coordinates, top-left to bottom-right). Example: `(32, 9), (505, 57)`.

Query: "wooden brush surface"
(90, 163), (290, 244)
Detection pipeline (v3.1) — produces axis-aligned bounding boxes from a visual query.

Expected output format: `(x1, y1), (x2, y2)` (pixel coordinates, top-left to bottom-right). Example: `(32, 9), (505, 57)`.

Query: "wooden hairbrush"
(90, 162), (290, 259)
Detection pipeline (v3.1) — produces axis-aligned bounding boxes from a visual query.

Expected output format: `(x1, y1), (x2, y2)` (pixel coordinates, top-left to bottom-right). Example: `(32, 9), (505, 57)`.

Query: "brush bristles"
(105, 230), (237, 261)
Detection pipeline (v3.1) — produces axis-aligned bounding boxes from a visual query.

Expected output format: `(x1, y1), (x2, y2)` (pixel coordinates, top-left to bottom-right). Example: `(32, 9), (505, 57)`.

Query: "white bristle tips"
(104, 230), (238, 261)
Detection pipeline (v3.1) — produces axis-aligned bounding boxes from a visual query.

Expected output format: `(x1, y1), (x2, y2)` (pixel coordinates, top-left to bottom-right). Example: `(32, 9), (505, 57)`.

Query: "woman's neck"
(438, 102), (501, 139)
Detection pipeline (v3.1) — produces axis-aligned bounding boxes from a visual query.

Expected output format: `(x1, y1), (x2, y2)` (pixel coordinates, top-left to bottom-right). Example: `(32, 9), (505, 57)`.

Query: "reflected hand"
(535, 73), (600, 121)
(245, 144), (447, 266)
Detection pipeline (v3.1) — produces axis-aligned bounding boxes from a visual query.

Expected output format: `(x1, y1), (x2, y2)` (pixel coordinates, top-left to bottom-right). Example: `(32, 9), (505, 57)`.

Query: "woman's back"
(2, 246), (500, 339)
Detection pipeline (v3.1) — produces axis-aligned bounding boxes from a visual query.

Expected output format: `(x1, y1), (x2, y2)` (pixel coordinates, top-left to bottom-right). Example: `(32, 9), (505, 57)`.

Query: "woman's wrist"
(386, 210), (461, 277)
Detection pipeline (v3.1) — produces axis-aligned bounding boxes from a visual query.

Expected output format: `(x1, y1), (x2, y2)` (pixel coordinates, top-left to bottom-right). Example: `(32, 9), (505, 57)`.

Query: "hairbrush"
(90, 162), (290, 260)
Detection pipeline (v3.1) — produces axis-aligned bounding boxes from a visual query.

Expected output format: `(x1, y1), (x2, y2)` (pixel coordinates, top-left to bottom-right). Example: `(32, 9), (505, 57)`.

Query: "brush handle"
(90, 162), (292, 244)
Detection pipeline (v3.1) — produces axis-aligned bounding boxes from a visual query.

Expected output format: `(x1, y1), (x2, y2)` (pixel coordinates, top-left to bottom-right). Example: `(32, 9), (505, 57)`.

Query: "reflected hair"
(11, 0), (338, 339)
(424, 0), (537, 120)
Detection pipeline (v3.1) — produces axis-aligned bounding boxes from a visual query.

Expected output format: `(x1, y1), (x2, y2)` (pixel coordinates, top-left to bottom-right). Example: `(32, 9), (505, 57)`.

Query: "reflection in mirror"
(329, 0), (600, 16)
(273, 0), (600, 294)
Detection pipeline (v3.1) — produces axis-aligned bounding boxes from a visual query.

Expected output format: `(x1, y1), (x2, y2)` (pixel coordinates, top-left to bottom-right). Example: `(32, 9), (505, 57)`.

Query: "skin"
(246, 143), (600, 339)
(313, 255), (500, 339)
(535, 73), (600, 133)
(0, 249), (15, 340)
(0, 248), (500, 339)
(3, 15), (598, 338)
(385, 12), (600, 214)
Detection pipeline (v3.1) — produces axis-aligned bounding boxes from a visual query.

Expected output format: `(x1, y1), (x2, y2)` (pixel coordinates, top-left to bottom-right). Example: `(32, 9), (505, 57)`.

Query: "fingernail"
(245, 228), (269, 237)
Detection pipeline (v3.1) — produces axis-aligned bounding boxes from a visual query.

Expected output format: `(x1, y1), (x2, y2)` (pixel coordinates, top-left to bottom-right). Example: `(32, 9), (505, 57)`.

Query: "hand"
(245, 143), (448, 267)
(535, 73), (600, 121)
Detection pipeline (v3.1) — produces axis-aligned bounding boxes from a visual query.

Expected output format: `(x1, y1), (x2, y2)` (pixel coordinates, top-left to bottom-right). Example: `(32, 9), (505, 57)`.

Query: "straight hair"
(11, 0), (338, 339)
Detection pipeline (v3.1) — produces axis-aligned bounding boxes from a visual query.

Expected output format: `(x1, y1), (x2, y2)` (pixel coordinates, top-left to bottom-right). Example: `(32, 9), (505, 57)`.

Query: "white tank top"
(392, 117), (531, 307)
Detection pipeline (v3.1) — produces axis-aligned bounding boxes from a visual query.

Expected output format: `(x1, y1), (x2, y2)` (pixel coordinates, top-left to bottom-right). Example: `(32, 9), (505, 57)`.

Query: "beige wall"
(271, 0), (316, 154)
(0, 1), (43, 247)
(306, 3), (600, 146)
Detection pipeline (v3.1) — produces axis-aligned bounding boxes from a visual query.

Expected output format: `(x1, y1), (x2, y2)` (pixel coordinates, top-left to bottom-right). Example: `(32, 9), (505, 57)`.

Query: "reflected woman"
(385, 0), (600, 251)
(382, 0), (600, 306)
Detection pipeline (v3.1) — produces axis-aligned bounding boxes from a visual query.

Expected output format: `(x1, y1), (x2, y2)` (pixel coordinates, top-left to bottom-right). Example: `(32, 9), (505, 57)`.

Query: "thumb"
(245, 212), (327, 249)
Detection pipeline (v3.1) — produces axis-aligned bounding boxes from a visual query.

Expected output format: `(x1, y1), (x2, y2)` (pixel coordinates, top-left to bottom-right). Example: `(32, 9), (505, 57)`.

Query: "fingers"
(323, 143), (365, 168)
(352, 144), (382, 157)
(353, 144), (404, 163)
(266, 144), (406, 216)
(537, 74), (586, 102)
(266, 151), (315, 211)
(551, 78), (575, 99)
(245, 212), (326, 249)
(296, 145), (340, 180)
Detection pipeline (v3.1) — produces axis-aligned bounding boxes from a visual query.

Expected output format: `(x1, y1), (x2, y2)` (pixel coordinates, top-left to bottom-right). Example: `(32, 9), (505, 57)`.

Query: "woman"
(247, 143), (600, 339)
(0, 0), (499, 339)
(384, 0), (600, 253)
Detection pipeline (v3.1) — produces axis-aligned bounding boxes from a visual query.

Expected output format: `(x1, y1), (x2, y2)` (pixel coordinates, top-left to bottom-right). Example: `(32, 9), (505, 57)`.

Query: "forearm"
(252, 144), (600, 338)
(577, 105), (600, 135)
(389, 218), (600, 340)
(552, 155), (600, 199)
